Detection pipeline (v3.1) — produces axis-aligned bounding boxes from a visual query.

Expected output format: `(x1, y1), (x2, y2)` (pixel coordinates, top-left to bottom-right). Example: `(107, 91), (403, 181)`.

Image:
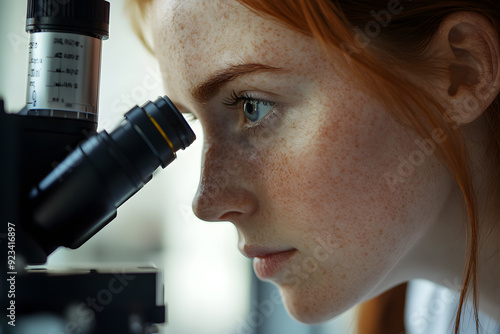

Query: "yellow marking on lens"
(147, 114), (176, 155)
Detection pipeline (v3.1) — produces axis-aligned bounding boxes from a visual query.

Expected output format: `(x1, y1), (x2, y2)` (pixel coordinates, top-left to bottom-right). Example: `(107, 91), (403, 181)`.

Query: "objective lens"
(28, 96), (196, 253)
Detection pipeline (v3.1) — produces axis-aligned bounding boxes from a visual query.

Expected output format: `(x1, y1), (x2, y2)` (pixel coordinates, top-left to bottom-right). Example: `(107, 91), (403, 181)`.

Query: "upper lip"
(241, 245), (296, 259)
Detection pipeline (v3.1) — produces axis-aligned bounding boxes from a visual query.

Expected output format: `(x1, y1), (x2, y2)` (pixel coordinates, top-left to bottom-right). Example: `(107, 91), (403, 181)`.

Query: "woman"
(129, 0), (500, 332)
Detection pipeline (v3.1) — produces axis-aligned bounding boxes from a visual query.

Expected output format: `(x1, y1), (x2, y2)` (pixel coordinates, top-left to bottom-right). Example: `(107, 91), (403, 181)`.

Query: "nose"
(192, 142), (259, 223)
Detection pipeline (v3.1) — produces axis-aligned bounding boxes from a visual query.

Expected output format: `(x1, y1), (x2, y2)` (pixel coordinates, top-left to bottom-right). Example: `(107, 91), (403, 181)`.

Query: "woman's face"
(152, 0), (452, 323)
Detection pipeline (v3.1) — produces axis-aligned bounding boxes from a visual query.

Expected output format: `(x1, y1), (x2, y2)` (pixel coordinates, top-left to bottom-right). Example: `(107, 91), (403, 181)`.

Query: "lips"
(242, 246), (297, 279)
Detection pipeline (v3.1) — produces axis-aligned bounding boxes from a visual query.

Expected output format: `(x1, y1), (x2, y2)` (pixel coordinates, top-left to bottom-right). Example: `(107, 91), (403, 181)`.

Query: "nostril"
(219, 211), (244, 222)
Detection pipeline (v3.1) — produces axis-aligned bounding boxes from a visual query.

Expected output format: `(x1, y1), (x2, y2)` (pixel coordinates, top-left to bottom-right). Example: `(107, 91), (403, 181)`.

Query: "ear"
(429, 12), (500, 124)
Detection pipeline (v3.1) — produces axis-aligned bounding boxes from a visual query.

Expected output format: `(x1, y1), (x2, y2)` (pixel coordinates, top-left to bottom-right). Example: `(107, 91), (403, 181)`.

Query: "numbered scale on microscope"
(26, 32), (102, 121)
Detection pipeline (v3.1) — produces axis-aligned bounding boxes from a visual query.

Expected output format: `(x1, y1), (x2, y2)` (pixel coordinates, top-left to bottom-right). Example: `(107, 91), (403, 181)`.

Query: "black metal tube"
(27, 96), (196, 253)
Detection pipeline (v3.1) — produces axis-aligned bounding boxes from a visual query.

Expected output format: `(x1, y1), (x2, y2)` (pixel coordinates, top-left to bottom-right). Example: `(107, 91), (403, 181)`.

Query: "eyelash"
(184, 113), (198, 123)
(181, 91), (260, 121)
(222, 90), (250, 107)
(182, 91), (278, 135)
(222, 90), (277, 132)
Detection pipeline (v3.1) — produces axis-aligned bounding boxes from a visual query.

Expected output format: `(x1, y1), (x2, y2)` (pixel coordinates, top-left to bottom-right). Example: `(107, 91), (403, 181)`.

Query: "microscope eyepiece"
(142, 95), (196, 151)
(124, 96), (195, 168)
(28, 96), (196, 253)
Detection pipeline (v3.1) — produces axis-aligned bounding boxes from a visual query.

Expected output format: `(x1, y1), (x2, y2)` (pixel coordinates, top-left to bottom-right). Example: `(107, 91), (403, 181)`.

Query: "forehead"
(151, 0), (331, 96)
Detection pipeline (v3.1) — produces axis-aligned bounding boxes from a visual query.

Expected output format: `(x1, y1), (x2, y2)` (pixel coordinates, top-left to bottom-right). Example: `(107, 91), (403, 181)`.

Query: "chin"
(279, 286), (348, 325)
(284, 302), (340, 325)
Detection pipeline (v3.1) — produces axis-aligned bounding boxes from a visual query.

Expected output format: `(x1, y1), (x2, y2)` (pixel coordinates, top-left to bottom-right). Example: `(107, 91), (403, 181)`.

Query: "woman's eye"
(242, 99), (274, 123)
(222, 91), (277, 125)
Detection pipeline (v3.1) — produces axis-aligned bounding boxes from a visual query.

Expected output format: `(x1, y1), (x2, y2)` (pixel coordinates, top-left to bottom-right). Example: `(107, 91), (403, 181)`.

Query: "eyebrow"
(191, 63), (284, 102)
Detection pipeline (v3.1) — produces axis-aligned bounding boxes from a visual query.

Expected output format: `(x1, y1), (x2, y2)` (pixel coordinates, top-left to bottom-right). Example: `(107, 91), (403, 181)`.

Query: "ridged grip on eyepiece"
(144, 96), (196, 151)
(26, 0), (110, 39)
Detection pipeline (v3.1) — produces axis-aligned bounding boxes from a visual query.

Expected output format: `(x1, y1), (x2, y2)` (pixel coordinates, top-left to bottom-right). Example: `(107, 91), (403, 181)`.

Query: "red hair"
(128, 1), (500, 332)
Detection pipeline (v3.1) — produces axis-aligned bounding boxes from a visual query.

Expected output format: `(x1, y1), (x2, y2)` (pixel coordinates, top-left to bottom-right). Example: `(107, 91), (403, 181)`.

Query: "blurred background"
(0, 0), (358, 333)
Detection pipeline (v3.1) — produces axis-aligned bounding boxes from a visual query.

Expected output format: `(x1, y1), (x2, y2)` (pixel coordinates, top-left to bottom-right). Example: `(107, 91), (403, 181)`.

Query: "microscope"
(0, 0), (196, 333)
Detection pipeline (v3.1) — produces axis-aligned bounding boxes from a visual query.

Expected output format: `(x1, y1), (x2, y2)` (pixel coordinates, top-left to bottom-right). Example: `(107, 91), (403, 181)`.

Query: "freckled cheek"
(252, 115), (428, 318)
(198, 127), (267, 193)
(257, 106), (429, 255)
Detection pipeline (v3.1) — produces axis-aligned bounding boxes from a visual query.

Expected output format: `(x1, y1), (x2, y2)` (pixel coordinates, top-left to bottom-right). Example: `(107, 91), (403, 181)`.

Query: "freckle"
(341, 274), (347, 279)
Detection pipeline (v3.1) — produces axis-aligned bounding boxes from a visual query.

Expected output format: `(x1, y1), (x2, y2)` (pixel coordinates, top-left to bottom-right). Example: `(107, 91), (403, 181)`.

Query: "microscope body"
(0, 103), (97, 264)
(0, 1), (195, 333)
(0, 97), (172, 334)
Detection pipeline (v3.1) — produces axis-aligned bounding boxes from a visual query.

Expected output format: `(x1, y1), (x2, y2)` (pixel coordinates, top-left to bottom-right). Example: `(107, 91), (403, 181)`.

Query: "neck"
(369, 185), (468, 296)
(370, 120), (500, 319)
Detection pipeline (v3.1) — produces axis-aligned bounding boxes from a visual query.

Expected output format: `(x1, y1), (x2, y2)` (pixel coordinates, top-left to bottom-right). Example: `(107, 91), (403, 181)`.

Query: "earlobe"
(435, 12), (500, 124)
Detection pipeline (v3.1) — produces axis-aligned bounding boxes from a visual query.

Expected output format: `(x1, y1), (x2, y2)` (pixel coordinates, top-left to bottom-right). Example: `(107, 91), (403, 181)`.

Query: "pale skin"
(151, 0), (500, 324)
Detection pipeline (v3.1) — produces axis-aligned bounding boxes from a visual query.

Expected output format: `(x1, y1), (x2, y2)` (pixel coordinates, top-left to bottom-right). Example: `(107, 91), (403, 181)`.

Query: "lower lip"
(253, 250), (297, 279)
